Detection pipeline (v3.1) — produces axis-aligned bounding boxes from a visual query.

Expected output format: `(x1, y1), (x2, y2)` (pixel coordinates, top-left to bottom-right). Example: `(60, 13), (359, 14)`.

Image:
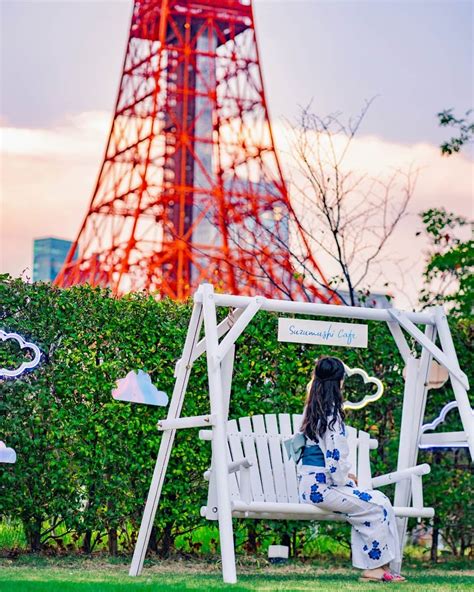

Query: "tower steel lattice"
(55, 0), (334, 301)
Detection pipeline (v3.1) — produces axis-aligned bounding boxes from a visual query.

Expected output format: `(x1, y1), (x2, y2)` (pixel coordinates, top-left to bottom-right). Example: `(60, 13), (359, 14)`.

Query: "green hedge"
(0, 276), (472, 557)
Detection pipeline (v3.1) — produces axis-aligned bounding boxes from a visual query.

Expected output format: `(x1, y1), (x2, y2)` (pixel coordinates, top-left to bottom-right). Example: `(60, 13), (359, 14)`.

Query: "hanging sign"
(278, 318), (368, 348)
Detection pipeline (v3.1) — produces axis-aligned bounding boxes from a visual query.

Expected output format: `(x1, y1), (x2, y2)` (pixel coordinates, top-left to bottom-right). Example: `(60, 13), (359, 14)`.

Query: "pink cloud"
(1, 112), (472, 308)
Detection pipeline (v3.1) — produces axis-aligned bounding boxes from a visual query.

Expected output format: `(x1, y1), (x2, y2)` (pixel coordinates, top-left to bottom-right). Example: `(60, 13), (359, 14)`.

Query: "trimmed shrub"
(0, 276), (471, 556)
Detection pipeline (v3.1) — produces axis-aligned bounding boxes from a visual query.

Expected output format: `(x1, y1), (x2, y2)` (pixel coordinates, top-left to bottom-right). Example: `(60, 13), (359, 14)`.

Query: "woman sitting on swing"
(297, 356), (406, 583)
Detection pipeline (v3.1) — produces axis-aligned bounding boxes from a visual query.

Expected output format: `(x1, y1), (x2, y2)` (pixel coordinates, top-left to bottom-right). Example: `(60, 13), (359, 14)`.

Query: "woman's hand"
(348, 473), (358, 485)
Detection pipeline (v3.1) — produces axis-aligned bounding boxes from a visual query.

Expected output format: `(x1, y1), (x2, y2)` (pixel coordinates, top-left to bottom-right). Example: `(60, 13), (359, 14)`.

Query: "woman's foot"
(360, 567), (407, 582)
(390, 574), (406, 582)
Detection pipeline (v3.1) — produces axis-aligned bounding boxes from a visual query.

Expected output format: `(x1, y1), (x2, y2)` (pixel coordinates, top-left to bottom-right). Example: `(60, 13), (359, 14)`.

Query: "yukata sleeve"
(323, 418), (352, 486)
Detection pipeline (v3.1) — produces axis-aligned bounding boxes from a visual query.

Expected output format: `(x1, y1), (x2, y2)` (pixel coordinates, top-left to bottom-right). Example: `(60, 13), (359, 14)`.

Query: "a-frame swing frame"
(129, 283), (473, 584)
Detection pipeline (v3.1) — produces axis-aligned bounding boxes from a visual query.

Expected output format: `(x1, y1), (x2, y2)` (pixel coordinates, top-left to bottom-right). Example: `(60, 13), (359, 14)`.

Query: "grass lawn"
(0, 556), (472, 592)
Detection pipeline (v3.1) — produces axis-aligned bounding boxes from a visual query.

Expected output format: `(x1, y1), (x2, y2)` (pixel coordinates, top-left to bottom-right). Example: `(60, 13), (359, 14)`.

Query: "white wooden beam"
(393, 357), (418, 570)
(388, 309), (468, 389)
(129, 301), (204, 577)
(174, 309), (243, 378)
(411, 474), (424, 510)
(386, 321), (412, 364)
(394, 355), (419, 484)
(434, 307), (474, 459)
(216, 298), (262, 361)
(229, 500), (434, 520)
(221, 345), (236, 422)
(419, 431), (468, 448)
(206, 291), (435, 325)
(393, 322), (435, 572)
(201, 284), (237, 584)
(157, 415), (215, 431)
(371, 464), (430, 488)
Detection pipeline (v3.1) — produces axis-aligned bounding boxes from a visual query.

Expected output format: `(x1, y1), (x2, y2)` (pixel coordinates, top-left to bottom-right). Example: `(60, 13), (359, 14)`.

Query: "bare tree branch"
(285, 102), (417, 305)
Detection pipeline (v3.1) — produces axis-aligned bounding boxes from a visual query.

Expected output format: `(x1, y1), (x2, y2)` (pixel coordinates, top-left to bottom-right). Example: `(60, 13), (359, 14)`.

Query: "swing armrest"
(229, 458), (253, 505)
(372, 464), (430, 512)
(203, 457), (253, 481)
(371, 463), (430, 488)
(228, 457), (253, 474)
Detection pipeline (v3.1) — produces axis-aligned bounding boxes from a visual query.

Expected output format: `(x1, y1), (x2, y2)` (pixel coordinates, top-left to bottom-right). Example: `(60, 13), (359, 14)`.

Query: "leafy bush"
(0, 276), (471, 557)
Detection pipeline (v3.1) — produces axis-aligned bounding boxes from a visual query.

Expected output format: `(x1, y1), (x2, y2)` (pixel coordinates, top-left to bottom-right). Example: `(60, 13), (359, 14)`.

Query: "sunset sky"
(1, 0), (472, 307)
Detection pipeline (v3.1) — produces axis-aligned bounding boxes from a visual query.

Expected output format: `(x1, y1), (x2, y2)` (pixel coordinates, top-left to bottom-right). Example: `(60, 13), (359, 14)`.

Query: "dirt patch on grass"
(1, 554), (472, 578)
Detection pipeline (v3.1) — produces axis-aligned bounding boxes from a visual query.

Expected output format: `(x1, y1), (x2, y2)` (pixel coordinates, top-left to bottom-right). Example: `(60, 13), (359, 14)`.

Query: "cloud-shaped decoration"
(0, 441), (17, 464)
(420, 401), (472, 449)
(112, 370), (168, 407)
(422, 401), (459, 433)
(0, 330), (42, 378)
(342, 364), (384, 411)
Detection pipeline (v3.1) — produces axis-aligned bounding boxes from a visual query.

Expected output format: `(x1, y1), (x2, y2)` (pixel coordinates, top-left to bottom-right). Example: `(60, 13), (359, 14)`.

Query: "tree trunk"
(82, 530), (92, 554)
(158, 523), (174, 558)
(25, 517), (42, 552)
(82, 480), (96, 554)
(245, 524), (258, 553)
(148, 526), (159, 554)
(108, 527), (118, 556)
(281, 532), (291, 557)
(106, 493), (118, 556)
(430, 514), (440, 563)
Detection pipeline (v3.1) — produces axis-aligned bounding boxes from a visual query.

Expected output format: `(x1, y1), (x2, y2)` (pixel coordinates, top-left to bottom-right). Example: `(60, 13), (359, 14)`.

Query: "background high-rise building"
(33, 237), (75, 282)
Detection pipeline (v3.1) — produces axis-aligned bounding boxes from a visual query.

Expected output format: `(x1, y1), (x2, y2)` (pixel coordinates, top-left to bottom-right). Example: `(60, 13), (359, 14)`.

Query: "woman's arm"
(323, 418), (353, 486)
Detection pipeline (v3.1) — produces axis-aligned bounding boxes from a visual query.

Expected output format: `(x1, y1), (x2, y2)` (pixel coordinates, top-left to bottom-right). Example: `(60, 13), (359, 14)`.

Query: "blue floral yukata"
(298, 417), (401, 570)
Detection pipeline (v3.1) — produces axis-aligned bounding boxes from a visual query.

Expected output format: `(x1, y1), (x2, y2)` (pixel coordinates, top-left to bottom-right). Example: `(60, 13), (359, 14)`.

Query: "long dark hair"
(301, 356), (346, 441)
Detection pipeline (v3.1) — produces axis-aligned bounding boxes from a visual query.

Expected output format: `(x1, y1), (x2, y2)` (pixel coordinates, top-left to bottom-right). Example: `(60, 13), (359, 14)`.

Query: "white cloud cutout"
(112, 370), (168, 407)
(0, 330), (42, 378)
(0, 441), (16, 464)
(342, 364), (384, 411)
(422, 401), (459, 433)
(419, 401), (473, 449)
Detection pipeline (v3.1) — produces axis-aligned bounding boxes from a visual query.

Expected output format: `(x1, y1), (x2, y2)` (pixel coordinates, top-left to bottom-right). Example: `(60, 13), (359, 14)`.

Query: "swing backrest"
(225, 413), (377, 504)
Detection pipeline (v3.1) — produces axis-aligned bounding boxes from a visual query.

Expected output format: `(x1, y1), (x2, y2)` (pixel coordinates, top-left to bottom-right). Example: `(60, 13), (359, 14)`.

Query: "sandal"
(359, 571), (407, 583)
(390, 574), (406, 582)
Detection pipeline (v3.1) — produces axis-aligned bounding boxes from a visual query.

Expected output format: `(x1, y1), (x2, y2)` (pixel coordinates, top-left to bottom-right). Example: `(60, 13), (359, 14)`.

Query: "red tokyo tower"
(55, 0), (333, 302)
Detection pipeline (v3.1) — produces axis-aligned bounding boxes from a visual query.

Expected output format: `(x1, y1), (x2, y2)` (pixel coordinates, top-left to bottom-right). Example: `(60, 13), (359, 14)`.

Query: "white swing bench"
(129, 285), (472, 584)
(199, 413), (434, 523)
